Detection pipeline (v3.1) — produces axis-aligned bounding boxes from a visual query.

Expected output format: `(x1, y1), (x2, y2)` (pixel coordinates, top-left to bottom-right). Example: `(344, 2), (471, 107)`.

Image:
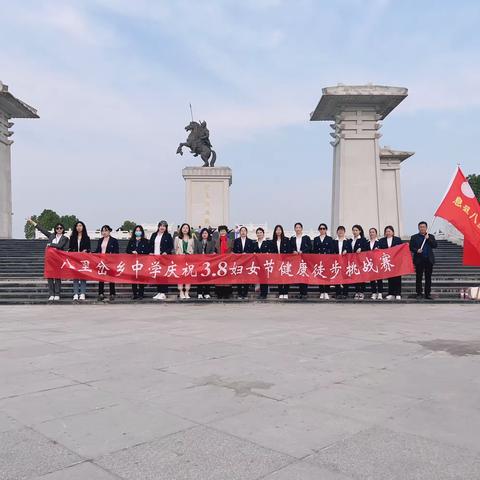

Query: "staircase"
(0, 239), (479, 303)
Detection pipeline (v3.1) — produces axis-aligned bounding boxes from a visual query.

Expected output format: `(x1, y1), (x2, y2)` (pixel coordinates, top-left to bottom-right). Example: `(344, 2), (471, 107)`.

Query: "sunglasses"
(319, 227), (327, 230)
(55, 226), (63, 230)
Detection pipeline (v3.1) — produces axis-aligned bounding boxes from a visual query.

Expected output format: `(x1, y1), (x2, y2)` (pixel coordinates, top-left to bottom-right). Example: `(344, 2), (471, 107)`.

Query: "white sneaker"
(179, 291), (185, 299)
(159, 293), (166, 300)
(153, 293), (160, 300)
(324, 293), (330, 300)
(320, 293), (325, 299)
(185, 292), (191, 299)
(395, 295), (402, 300)
(204, 294), (211, 299)
(386, 295), (394, 300)
(197, 294), (203, 299)
(48, 296), (54, 302)
(73, 294), (79, 301)
(371, 293), (378, 300)
(354, 293), (359, 300)
(284, 294), (288, 299)
(359, 293), (364, 300)
(377, 293), (383, 300)
(79, 294), (85, 301)
(53, 296), (60, 301)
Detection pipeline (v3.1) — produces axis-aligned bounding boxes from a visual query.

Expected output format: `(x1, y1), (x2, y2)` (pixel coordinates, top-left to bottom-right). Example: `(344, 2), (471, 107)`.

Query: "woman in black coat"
(69, 221), (91, 303)
(312, 223), (334, 300)
(194, 228), (215, 299)
(95, 225), (119, 302)
(271, 225), (292, 299)
(332, 226), (352, 299)
(149, 220), (174, 301)
(233, 226), (255, 299)
(126, 225), (150, 300)
(253, 227), (271, 299)
(367, 227), (383, 300)
(350, 224), (369, 300)
(378, 225), (403, 300)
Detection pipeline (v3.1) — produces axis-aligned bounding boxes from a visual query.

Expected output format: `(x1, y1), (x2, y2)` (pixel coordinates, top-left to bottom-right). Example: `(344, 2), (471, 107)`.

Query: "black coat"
(312, 235), (334, 254)
(69, 235), (91, 252)
(366, 239), (381, 251)
(409, 233), (437, 264)
(350, 237), (369, 253)
(194, 238), (216, 254)
(378, 236), (403, 250)
(332, 239), (353, 254)
(149, 231), (174, 255)
(95, 236), (119, 254)
(126, 237), (150, 255)
(233, 237), (255, 254)
(290, 235), (312, 253)
(271, 237), (292, 254)
(253, 239), (271, 254)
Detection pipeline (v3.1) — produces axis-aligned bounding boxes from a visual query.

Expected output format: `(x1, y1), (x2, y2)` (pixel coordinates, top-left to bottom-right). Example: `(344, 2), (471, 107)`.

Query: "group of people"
(28, 217), (438, 303)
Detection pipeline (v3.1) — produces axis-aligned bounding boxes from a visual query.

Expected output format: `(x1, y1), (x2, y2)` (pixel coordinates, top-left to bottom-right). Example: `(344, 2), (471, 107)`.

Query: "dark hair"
(218, 225), (228, 233)
(130, 224), (145, 240)
(352, 224), (365, 237)
(274, 224), (285, 239)
(384, 225), (395, 235)
(239, 226), (248, 234)
(369, 227), (378, 234)
(256, 227), (265, 234)
(101, 225), (112, 232)
(318, 223), (328, 231)
(200, 227), (211, 240)
(157, 220), (168, 231)
(294, 222), (303, 229)
(337, 225), (346, 233)
(178, 223), (192, 239)
(54, 223), (65, 232)
(70, 221), (88, 242)
(418, 221), (428, 227)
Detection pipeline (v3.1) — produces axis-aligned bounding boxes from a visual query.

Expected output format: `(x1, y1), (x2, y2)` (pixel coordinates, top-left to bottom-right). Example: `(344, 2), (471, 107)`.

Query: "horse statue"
(176, 120), (216, 167)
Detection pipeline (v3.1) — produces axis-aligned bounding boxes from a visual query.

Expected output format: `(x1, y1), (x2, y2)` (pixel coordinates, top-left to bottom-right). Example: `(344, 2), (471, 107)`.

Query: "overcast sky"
(2, 0), (480, 237)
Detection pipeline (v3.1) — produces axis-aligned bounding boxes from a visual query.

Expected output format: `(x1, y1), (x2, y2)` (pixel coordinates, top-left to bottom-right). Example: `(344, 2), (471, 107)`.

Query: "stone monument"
(177, 120), (232, 227)
(0, 81), (39, 239)
(310, 85), (413, 236)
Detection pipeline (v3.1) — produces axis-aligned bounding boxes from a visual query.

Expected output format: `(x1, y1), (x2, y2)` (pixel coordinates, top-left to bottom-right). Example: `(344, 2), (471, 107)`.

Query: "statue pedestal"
(182, 166), (233, 228)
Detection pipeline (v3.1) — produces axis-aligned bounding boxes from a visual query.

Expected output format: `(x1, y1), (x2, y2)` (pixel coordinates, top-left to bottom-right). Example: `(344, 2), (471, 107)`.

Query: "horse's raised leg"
(176, 143), (185, 155)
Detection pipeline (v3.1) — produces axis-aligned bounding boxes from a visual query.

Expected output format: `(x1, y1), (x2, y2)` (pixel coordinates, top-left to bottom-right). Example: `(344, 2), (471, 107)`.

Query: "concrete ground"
(1, 304), (480, 480)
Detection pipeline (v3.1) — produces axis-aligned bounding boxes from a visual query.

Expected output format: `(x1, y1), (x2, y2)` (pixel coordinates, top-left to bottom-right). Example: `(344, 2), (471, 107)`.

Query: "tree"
(467, 174), (480, 202)
(59, 214), (79, 231)
(37, 209), (61, 230)
(120, 220), (136, 232)
(24, 215), (38, 239)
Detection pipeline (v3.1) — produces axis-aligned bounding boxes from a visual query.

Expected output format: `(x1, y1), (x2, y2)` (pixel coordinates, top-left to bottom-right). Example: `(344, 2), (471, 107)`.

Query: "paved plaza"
(1, 303), (480, 479)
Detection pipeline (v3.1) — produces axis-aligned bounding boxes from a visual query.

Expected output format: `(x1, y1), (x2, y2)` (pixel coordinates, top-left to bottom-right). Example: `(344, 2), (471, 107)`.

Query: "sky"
(1, 0), (480, 237)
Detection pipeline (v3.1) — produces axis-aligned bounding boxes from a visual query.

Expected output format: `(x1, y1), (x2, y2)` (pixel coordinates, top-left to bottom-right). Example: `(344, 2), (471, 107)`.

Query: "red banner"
(44, 244), (414, 285)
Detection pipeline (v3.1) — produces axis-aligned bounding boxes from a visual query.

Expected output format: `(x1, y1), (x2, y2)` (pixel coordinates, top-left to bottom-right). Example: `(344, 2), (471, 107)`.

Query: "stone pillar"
(0, 81), (39, 238)
(379, 148), (413, 237)
(182, 166), (232, 228)
(310, 85), (408, 234)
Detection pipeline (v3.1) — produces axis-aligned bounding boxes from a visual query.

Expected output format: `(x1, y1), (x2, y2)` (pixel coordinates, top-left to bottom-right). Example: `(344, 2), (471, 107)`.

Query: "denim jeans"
(73, 279), (87, 295)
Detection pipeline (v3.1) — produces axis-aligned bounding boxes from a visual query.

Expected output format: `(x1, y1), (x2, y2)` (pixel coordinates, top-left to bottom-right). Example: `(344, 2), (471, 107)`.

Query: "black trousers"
(156, 284), (168, 294)
(335, 284), (349, 296)
(259, 284), (268, 298)
(99, 282), (116, 296)
(298, 284), (308, 296)
(237, 284), (249, 298)
(278, 284), (289, 295)
(387, 276), (402, 296)
(132, 284), (144, 297)
(354, 283), (366, 293)
(319, 284), (331, 294)
(415, 258), (434, 295)
(215, 285), (232, 298)
(197, 284), (211, 296)
(370, 280), (384, 294)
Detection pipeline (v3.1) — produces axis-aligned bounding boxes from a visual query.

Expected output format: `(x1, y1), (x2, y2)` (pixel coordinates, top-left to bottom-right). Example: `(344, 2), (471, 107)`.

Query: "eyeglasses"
(319, 227), (327, 230)
(55, 227), (63, 230)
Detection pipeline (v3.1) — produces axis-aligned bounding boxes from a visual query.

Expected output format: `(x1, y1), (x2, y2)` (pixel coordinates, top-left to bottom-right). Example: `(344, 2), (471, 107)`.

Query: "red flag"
(464, 238), (480, 266)
(435, 167), (480, 265)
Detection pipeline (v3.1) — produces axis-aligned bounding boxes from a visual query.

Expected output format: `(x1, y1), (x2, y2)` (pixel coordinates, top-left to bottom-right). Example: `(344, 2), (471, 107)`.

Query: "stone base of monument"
(182, 166), (232, 228)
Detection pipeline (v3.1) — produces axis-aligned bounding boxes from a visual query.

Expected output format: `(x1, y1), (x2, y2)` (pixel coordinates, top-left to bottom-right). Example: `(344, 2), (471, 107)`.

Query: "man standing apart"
(409, 221), (438, 300)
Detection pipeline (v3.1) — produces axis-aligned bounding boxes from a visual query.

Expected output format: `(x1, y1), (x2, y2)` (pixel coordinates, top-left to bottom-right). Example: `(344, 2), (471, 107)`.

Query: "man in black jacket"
(409, 221), (438, 300)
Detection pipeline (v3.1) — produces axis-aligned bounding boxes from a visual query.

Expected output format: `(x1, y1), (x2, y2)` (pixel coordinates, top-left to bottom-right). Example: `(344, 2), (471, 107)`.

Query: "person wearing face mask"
(27, 217), (70, 303)
(271, 224), (292, 299)
(409, 221), (438, 300)
(126, 225), (150, 300)
(194, 227), (215, 299)
(313, 223), (334, 300)
(69, 221), (91, 303)
(174, 223), (195, 299)
(233, 226), (255, 299)
(350, 224), (369, 300)
(149, 220), (174, 300)
(253, 227), (270, 299)
(290, 222), (312, 299)
(214, 225), (233, 299)
(379, 225), (403, 300)
(95, 225), (119, 302)
(332, 225), (352, 299)
(367, 227), (383, 300)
